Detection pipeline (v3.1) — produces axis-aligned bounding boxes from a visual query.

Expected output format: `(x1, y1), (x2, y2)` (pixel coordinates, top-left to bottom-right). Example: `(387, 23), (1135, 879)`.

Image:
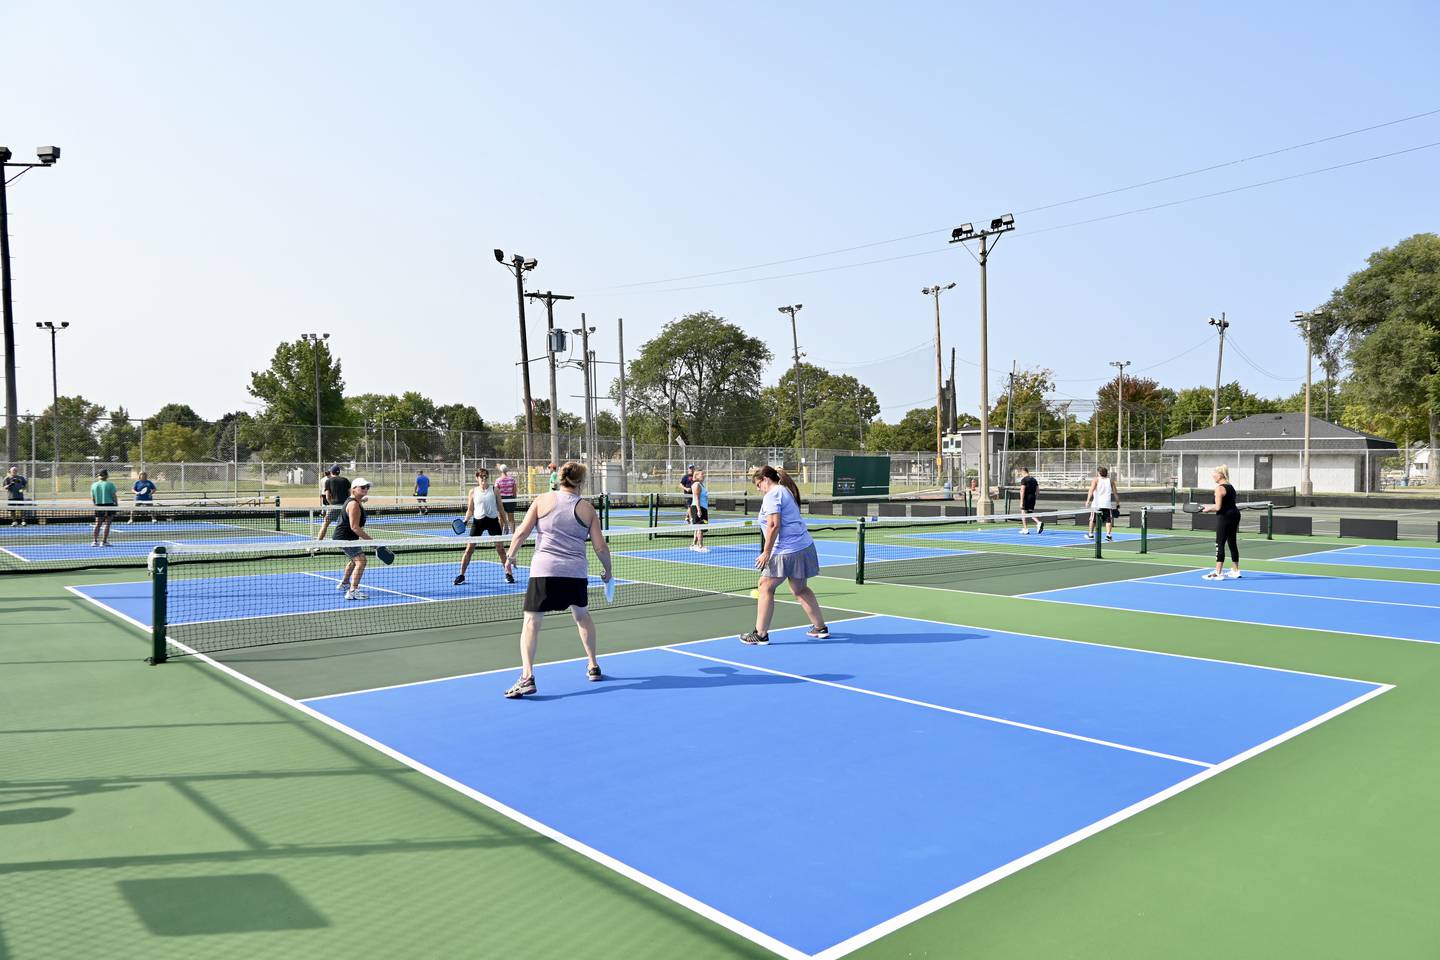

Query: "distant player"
(333, 477), (375, 600)
(413, 470), (430, 514)
(4, 466), (28, 526)
(315, 465), (351, 540)
(90, 469), (118, 547)
(129, 470), (157, 523)
(1085, 466), (1120, 542)
(688, 467), (710, 552)
(495, 465), (518, 533)
(455, 468), (513, 585)
(679, 464), (696, 497)
(1199, 464), (1243, 581)
(1017, 467), (1044, 534)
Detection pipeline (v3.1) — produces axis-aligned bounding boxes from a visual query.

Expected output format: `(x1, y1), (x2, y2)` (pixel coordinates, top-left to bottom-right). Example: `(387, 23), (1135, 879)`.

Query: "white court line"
(1271, 546), (1440, 564)
(0, 543), (30, 562)
(662, 646), (1212, 768)
(1133, 578), (1440, 611)
(69, 590), (1396, 959)
(1017, 593), (1436, 646)
(300, 615), (880, 702)
(300, 570), (440, 604)
(810, 681), (1393, 960)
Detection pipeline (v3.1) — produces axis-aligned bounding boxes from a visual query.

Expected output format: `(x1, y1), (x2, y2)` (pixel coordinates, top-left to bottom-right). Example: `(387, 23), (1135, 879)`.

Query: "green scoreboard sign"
(832, 455), (891, 498)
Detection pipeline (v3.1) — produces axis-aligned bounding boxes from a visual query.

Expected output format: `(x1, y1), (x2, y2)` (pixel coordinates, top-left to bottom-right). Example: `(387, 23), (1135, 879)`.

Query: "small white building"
(1162, 413), (1397, 494)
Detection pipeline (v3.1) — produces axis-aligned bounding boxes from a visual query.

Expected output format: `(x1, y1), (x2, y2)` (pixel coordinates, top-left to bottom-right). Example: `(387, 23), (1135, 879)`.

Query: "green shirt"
(90, 480), (118, 506)
(549, 471), (558, 491)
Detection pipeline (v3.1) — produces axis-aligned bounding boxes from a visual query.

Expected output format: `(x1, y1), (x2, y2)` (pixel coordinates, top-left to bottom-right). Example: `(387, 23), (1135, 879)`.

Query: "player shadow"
(749, 628), (991, 649)
(525, 665), (855, 701)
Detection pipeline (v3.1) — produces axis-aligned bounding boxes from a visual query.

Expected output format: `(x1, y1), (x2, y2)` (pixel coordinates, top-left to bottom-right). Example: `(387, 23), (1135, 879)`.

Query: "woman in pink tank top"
(501, 462), (612, 699)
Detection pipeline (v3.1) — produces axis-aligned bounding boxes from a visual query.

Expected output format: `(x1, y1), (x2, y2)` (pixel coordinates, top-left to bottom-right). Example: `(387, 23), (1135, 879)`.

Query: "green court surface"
(4, 529), (1440, 959)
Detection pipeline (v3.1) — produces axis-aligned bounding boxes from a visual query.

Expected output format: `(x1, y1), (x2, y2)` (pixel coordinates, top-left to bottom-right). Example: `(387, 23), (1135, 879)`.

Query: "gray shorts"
(762, 544), (820, 582)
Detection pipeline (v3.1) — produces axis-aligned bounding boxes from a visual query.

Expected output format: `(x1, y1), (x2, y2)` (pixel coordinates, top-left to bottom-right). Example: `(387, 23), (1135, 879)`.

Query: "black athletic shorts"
(471, 516), (502, 537)
(1094, 507), (1114, 522)
(687, 505), (709, 524)
(1020, 499), (1037, 513)
(524, 576), (589, 613)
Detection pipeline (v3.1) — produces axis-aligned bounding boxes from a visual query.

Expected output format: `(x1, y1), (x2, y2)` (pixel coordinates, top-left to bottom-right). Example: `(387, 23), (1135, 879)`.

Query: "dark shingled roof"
(1162, 413), (1396, 451)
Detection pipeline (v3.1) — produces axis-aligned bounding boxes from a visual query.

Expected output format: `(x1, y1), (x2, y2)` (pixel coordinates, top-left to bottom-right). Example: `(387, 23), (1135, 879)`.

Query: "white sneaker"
(345, 589), (368, 600)
(336, 579), (348, 591)
(1021, 528), (1031, 535)
(689, 544), (702, 552)
(1202, 572), (1224, 581)
(695, 546), (709, 553)
(1225, 570), (1242, 579)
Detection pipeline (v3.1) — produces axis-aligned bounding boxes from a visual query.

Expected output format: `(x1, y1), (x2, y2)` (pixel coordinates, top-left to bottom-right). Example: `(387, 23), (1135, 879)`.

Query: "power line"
(1225, 335), (1304, 382)
(588, 107), (1440, 292)
(584, 139), (1440, 295)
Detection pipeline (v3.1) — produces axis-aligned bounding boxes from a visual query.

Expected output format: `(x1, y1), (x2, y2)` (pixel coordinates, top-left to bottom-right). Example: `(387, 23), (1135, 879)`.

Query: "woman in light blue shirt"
(740, 465), (828, 645)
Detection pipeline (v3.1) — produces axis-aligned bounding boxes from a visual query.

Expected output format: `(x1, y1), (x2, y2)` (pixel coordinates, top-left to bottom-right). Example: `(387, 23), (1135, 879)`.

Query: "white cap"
(498, 464), (509, 472)
(351, 477), (372, 488)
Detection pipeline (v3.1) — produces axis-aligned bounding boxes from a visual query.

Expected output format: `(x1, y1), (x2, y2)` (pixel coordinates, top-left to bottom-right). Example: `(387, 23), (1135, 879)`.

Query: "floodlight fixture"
(36, 146), (61, 165)
(0, 147), (11, 163)
(493, 248), (505, 263)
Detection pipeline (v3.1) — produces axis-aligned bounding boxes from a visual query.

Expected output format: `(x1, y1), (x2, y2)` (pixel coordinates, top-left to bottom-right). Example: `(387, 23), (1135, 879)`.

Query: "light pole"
(1110, 360), (1130, 475)
(617, 318), (629, 477)
(2, 146), (62, 462)
(1208, 313), (1229, 427)
(922, 283), (956, 484)
(778, 304), (805, 462)
(950, 214), (1015, 515)
(494, 250), (539, 473)
(526, 291), (574, 471)
(299, 333), (330, 480)
(35, 321), (68, 492)
(1292, 311), (1314, 496)
(570, 318), (597, 473)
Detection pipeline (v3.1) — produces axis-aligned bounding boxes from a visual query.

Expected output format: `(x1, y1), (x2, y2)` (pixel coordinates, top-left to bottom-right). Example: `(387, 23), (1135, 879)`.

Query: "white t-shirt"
(1092, 477), (1115, 508)
(470, 486), (499, 519)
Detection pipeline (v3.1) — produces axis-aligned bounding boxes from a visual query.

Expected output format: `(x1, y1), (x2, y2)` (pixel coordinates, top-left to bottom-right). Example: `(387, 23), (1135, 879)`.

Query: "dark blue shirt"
(133, 479), (157, 502)
(415, 474), (430, 495)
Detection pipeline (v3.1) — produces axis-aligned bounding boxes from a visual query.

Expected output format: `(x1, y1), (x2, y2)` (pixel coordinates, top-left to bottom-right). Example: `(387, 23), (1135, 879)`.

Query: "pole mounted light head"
(950, 223), (975, 242)
(0, 147), (11, 163)
(36, 146), (61, 165)
(523, 258), (538, 271)
(494, 249), (506, 263)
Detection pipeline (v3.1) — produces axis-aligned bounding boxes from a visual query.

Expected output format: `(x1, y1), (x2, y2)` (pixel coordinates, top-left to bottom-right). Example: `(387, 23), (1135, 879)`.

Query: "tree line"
(3, 234), (1434, 464)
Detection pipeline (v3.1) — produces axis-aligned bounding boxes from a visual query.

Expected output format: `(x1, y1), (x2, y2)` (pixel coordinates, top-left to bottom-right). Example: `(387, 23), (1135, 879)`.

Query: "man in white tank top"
(1085, 466), (1121, 541)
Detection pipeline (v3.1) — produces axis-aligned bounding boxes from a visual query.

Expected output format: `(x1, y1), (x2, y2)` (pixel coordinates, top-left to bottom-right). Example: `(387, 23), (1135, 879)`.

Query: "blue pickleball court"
(1273, 544), (1440, 573)
(299, 614), (1385, 957)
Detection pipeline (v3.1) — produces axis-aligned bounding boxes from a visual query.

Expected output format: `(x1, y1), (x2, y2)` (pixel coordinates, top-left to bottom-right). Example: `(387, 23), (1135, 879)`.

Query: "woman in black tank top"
(332, 479), (374, 600)
(1200, 466), (1242, 581)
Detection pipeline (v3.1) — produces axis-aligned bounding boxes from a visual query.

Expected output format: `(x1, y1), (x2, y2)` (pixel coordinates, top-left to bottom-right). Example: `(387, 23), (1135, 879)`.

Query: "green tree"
(98, 407), (140, 461)
(624, 313), (771, 446)
(755, 363), (880, 449)
(35, 396), (104, 461)
(146, 403), (206, 429)
(1164, 383), (1271, 437)
(130, 422), (210, 462)
(213, 411), (258, 462)
(866, 408), (937, 451)
(1321, 233), (1440, 460)
(992, 368), (1062, 449)
(247, 338), (350, 461)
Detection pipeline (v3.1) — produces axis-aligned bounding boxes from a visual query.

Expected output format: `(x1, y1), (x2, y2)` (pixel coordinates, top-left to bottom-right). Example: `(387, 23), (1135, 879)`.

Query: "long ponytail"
(776, 468), (802, 505)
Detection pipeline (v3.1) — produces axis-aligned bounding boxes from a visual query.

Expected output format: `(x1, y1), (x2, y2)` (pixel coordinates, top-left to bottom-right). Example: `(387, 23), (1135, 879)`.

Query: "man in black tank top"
(316, 465), (352, 540)
(1200, 468), (1243, 580)
(333, 478), (374, 599)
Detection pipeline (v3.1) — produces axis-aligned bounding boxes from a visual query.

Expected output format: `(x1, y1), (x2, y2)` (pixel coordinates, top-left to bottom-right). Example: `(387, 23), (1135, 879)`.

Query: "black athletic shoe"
(806, 625), (830, 639)
(587, 664), (602, 682)
(505, 571), (516, 584)
(453, 574), (466, 585)
(1037, 520), (1046, 534)
(740, 631), (770, 645)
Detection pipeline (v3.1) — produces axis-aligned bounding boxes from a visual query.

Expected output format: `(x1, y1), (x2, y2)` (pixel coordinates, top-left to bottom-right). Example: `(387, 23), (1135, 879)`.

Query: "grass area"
(3, 532), (1439, 958)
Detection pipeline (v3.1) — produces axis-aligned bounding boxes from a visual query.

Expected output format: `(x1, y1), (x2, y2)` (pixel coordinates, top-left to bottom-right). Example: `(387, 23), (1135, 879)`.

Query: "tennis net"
(855, 509), (1107, 587)
(146, 519), (857, 662)
(1133, 501), (1275, 556)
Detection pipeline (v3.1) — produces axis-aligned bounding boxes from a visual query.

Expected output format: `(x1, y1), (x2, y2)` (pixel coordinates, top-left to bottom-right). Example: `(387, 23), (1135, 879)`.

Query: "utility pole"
(300, 333), (330, 480)
(526, 290), (574, 471)
(1208, 312), (1229, 427)
(494, 249), (538, 475)
(1292, 311), (1314, 496)
(36, 321), (68, 492)
(1000, 362), (1016, 491)
(950, 215), (1015, 515)
(618, 318), (629, 477)
(922, 283), (956, 485)
(2, 146), (62, 463)
(778, 304), (805, 460)
(572, 316), (596, 474)
(1110, 360), (1130, 475)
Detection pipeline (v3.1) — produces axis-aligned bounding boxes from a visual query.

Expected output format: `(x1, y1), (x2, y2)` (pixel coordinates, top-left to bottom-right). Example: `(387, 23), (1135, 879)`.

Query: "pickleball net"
(146, 519), (857, 662)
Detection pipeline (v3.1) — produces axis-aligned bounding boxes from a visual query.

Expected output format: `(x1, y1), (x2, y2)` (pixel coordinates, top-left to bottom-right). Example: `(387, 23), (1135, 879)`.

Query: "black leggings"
(1215, 511), (1240, 564)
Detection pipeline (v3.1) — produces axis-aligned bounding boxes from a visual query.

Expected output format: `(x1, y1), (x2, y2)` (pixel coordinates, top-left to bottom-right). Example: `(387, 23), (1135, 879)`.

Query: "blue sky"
(4, 0), (1438, 426)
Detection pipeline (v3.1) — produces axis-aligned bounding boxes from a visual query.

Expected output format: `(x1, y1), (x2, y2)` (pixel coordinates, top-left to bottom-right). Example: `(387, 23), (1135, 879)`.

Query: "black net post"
(856, 520), (866, 584)
(1093, 516), (1103, 559)
(1140, 508), (1149, 555)
(147, 547), (168, 665)
(1266, 502), (1274, 541)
